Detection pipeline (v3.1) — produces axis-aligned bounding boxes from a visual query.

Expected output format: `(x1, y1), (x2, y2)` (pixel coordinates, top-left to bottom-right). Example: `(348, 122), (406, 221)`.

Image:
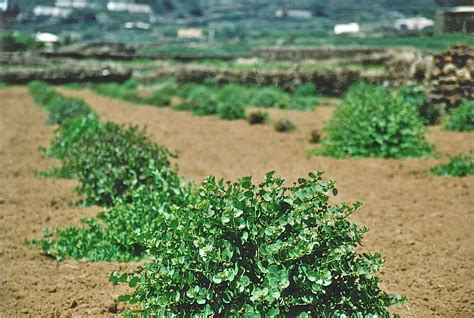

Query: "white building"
(36, 32), (60, 44)
(395, 17), (434, 31)
(33, 6), (72, 19)
(106, 2), (152, 14)
(334, 23), (360, 35)
(177, 28), (204, 39)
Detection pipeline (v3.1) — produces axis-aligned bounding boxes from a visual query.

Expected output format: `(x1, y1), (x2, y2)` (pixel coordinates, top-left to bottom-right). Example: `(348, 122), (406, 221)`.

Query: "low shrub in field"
(144, 85), (177, 106)
(294, 83), (317, 97)
(274, 118), (295, 132)
(45, 95), (94, 125)
(122, 79), (139, 90)
(247, 111), (269, 125)
(430, 152), (474, 177)
(217, 99), (246, 120)
(316, 83), (432, 158)
(286, 96), (318, 111)
(94, 82), (142, 104)
(28, 80), (60, 106)
(62, 122), (176, 206)
(0, 82), (7, 89)
(216, 84), (252, 105)
(114, 172), (405, 316)
(194, 99), (218, 116)
(35, 169), (192, 261)
(443, 100), (474, 132)
(250, 86), (288, 108)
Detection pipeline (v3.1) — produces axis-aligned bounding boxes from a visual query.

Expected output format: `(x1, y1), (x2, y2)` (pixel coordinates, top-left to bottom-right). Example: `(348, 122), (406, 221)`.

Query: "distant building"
(33, 6), (72, 19)
(395, 17), (434, 31)
(177, 28), (204, 39)
(275, 9), (312, 19)
(0, 0), (8, 12)
(55, 0), (91, 9)
(436, 6), (474, 33)
(124, 21), (151, 30)
(106, 2), (152, 14)
(334, 23), (360, 35)
(36, 32), (60, 44)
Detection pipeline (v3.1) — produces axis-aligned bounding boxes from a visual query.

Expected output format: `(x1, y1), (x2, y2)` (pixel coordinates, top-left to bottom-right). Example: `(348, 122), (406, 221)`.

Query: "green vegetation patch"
(315, 83), (433, 158)
(430, 152), (474, 177)
(444, 100), (474, 132)
(112, 172), (406, 316)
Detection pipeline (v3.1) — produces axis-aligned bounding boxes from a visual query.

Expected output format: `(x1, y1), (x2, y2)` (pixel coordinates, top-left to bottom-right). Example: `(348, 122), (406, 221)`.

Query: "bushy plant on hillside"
(217, 99), (246, 120)
(294, 83), (317, 97)
(430, 152), (474, 177)
(216, 84), (252, 106)
(443, 100), (474, 132)
(316, 83), (432, 158)
(34, 169), (192, 261)
(144, 85), (177, 106)
(63, 123), (176, 206)
(286, 96), (318, 111)
(114, 172), (405, 316)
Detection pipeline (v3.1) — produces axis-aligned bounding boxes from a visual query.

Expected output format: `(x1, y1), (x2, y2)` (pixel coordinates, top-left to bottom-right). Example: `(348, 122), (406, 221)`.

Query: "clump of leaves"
(144, 85), (177, 106)
(247, 110), (269, 125)
(62, 122), (176, 206)
(28, 80), (60, 106)
(33, 169), (192, 261)
(316, 83), (432, 158)
(0, 81), (7, 89)
(114, 172), (406, 316)
(430, 152), (474, 177)
(443, 100), (474, 132)
(250, 86), (289, 108)
(286, 96), (318, 111)
(45, 95), (94, 125)
(194, 99), (218, 116)
(94, 82), (142, 104)
(217, 99), (246, 120)
(294, 83), (317, 97)
(309, 129), (321, 144)
(274, 118), (296, 132)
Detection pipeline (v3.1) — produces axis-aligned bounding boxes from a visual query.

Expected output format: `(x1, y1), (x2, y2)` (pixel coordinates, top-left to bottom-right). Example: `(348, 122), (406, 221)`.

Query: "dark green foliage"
(444, 100), (474, 132)
(286, 96), (318, 111)
(115, 172), (405, 316)
(274, 119), (296, 132)
(217, 99), (246, 120)
(0, 82), (7, 89)
(35, 170), (192, 261)
(144, 85), (177, 106)
(247, 111), (269, 125)
(193, 99), (218, 116)
(316, 83), (432, 158)
(122, 79), (139, 90)
(430, 152), (474, 177)
(63, 123), (176, 206)
(294, 83), (317, 97)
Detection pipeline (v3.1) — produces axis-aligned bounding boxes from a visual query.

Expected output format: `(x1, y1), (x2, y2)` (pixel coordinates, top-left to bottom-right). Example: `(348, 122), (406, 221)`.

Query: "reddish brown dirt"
(1, 86), (473, 317)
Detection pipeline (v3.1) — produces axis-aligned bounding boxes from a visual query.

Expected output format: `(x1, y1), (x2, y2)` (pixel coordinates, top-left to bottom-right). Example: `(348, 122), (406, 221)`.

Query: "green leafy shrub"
(144, 85), (177, 106)
(63, 122), (176, 206)
(250, 87), (288, 108)
(28, 80), (60, 106)
(274, 118), (296, 132)
(115, 172), (405, 316)
(247, 111), (269, 125)
(122, 79), (139, 90)
(94, 82), (142, 103)
(216, 84), (252, 106)
(286, 96), (318, 111)
(34, 169), (192, 261)
(316, 83), (432, 158)
(430, 152), (474, 177)
(45, 95), (94, 125)
(443, 100), (474, 132)
(0, 82), (7, 89)
(294, 83), (317, 97)
(194, 99), (218, 116)
(217, 99), (246, 120)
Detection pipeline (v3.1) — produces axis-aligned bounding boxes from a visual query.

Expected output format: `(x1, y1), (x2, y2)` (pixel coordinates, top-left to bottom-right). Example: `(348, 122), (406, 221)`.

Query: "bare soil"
(1, 86), (473, 317)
